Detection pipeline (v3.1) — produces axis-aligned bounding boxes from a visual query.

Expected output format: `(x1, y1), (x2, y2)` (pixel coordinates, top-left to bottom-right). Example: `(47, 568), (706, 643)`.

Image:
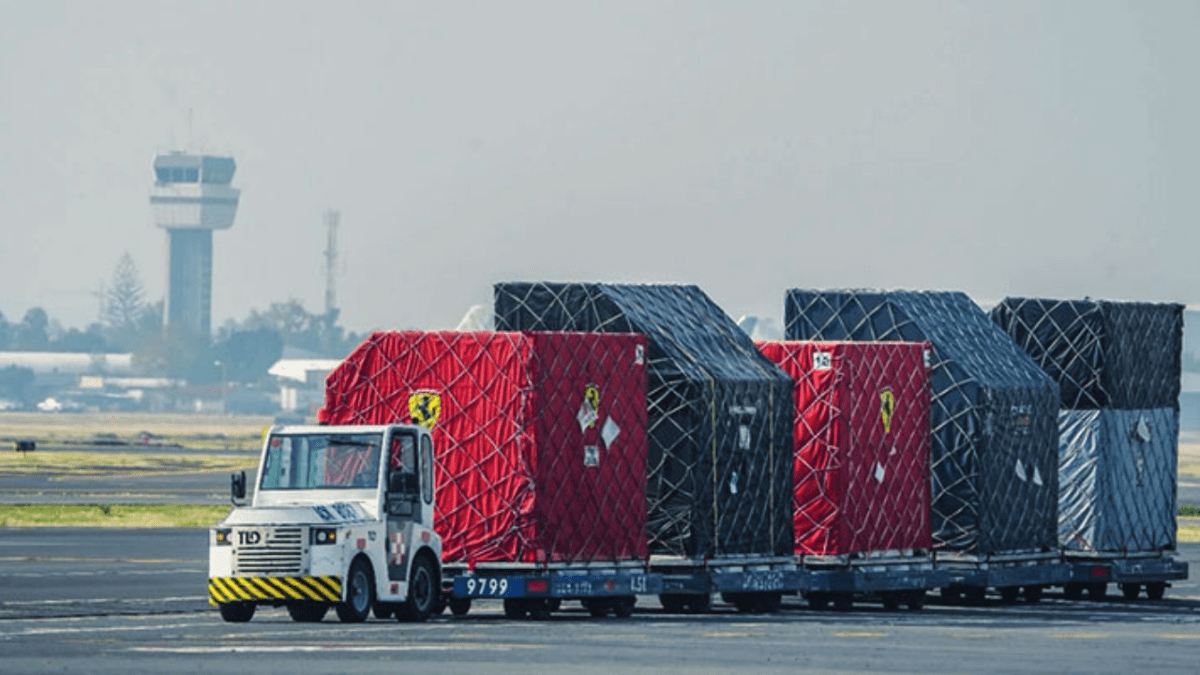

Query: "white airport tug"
(208, 424), (442, 623)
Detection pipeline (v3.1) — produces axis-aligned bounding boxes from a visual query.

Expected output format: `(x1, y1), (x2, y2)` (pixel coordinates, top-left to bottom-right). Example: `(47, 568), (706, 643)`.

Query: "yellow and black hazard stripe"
(208, 576), (342, 605)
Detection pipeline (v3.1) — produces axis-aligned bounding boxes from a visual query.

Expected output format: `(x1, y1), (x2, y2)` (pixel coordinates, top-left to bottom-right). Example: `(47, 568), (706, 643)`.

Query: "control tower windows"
(201, 157), (236, 184)
(156, 167), (200, 184)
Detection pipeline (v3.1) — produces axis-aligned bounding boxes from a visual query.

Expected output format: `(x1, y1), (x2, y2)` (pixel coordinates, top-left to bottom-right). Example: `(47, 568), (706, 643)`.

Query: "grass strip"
(0, 452), (257, 476)
(0, 504), (230, 528)
(1179, 518), (1200, 544)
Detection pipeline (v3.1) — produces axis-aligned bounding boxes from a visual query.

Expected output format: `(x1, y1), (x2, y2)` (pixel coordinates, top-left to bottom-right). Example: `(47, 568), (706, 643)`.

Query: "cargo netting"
(495, 282), (794, 558)
(989, 298), (1183, 410)
(785, 290), (1060, 554)
(758, 341), (932, 556)
(320, 330), (649, 565)
(1059, 408), (1178, 553)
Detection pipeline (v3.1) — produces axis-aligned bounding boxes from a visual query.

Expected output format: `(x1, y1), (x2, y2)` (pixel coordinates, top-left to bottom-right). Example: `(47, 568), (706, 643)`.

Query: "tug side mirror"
(231, 470), (247, 505)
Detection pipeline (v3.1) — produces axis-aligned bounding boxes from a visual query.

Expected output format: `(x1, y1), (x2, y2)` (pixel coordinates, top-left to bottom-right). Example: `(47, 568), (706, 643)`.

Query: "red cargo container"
(757, 341), (932, 557)
(320, 331), (648, 565)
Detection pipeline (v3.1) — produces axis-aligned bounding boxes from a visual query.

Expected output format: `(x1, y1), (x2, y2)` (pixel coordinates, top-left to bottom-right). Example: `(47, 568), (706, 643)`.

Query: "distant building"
(269, 357), (342, 413)
(0, 352), (133, 376)
(150, 152), (240, 341)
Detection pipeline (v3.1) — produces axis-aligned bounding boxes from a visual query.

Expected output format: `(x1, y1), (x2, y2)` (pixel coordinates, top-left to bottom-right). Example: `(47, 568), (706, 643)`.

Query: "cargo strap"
(208, 576), (342, 605)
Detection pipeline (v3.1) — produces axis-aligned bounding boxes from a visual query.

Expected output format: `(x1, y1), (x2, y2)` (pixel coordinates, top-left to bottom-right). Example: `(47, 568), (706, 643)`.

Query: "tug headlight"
(214, 528), (232, 546)
(311, 527), (338, 545)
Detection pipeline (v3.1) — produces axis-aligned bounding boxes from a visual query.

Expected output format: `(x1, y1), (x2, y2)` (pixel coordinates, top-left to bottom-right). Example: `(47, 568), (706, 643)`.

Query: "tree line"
(0, 252), (366, 386)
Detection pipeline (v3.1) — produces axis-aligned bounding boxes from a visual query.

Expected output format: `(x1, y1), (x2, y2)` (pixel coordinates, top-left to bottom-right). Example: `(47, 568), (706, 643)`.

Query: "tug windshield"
(260, 432), (383, 490)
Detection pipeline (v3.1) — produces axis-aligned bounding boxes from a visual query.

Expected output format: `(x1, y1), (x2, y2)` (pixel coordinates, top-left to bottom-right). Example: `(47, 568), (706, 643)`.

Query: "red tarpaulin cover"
(757, 341), (932, 556)
(320, 331), (648, 565)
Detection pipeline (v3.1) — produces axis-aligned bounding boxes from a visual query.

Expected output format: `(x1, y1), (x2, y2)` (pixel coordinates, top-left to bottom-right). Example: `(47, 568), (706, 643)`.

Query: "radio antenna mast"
(323, 209), (340, 317)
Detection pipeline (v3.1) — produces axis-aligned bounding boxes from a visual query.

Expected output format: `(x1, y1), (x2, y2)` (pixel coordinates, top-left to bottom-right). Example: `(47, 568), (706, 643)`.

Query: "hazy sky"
(1, 1), (1197, 335)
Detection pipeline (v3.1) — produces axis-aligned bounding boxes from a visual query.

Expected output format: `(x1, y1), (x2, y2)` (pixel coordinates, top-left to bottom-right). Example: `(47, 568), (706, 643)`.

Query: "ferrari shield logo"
(879, 388), (895, 434)
(577, 384), (600, 431)
(409, 391), (442, 429)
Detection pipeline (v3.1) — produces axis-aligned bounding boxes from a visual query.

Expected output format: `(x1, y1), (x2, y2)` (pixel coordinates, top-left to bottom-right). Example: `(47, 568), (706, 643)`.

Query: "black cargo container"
(495, 282), (793, 559)
(989, 298), (1183, 410)
(785, 290), (1060, 554)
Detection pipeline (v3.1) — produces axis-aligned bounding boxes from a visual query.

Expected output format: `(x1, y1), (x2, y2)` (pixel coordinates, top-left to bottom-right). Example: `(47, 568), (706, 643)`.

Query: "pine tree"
(103, 252), (147, 351)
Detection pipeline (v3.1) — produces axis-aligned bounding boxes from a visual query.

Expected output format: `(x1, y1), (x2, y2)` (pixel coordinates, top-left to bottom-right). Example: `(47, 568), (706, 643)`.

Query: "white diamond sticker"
(584, 445), (599, 467)
(1135, 416), (1151, 443)
(1015, 459), (1028, 482)
(1033, 466), (1043, 487)
(874, 462), (886, 483)
(601, 416), (621, 449)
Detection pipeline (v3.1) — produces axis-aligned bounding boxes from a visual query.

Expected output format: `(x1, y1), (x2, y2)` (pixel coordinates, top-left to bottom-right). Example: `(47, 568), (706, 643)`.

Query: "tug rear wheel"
(395, 554), (438, 622)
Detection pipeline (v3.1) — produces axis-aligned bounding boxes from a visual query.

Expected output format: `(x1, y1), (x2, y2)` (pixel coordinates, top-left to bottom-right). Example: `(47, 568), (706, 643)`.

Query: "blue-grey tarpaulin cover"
(1059, 408), (1178, 552)
(495, 282), (794, 558)
(989, 298), (1183, 410)
(785, 290), (1060, 554)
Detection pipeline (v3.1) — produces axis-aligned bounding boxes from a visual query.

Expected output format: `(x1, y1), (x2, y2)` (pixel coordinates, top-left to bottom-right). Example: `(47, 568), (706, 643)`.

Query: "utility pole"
(324, 209), (340, 318)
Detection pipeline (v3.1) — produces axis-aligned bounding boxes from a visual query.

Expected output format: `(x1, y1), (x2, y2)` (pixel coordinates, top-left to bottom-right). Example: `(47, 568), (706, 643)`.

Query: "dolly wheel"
(806, 592), (829, 611)
(905, 590), (926, 610)
(880, 591), (902, 611)
(1085, 582), (1107, 601)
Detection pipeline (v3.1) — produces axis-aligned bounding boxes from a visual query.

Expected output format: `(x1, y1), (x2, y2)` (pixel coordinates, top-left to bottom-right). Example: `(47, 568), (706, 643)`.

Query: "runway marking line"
(1051, 633), (1107, 639)
(1, 595), (206, 606)
(831, 631), (888, 638)
(0, 556), (192, 564)
(130, 643), (543, 654)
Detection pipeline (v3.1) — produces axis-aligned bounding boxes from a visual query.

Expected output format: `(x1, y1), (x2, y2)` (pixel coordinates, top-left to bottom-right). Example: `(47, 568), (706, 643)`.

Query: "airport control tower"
(150, 152), (240, 341)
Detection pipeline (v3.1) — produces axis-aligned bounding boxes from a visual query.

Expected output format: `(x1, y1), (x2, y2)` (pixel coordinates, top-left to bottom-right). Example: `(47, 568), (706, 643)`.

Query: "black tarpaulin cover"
(785, 290), (1060, 554)
(1059, 408), (1178, 553)
(495, 282), (794, 558)
(989, 298), (1183, 410)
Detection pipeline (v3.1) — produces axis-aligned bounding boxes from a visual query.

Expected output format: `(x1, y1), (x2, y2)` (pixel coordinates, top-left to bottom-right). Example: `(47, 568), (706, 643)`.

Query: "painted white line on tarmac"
(1, 596), (205, 606)
(2, 568), (203, 577)
(6, 621), (210, 637)
(130, 643), (541, 654)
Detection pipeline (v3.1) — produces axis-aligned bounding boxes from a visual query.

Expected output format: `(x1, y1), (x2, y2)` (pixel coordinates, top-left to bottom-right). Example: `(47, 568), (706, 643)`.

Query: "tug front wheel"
(336, 558), (374, 623)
